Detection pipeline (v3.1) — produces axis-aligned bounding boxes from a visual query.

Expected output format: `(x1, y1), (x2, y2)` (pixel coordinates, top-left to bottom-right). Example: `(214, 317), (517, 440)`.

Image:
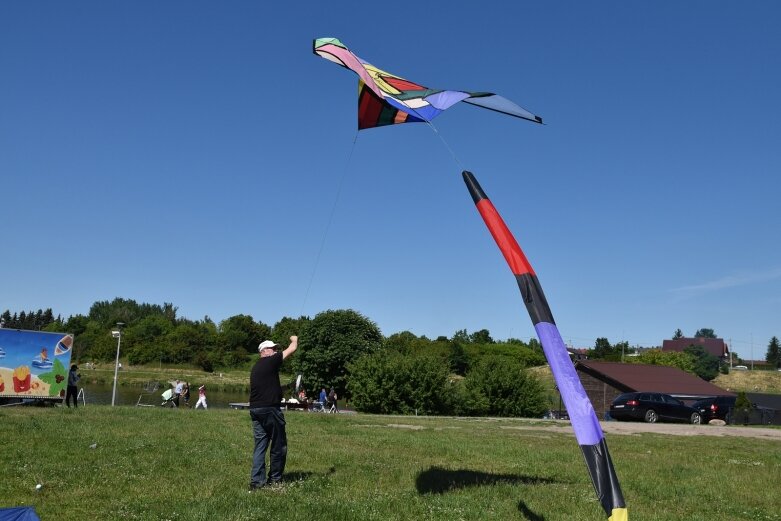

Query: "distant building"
(661, 337), (729, 359)
(574, 360), (734, 417)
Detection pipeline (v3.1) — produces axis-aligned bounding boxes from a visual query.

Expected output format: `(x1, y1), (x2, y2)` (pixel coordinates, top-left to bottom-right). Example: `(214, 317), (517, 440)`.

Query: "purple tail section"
(535, 322), (603, 445)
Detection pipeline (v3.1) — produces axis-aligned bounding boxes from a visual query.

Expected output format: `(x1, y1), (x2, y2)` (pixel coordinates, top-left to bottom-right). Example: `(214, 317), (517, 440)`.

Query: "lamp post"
(111, 322), (125, 406)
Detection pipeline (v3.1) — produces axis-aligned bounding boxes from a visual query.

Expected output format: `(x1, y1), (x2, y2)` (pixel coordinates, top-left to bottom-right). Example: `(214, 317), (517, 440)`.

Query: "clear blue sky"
(2, 2), (779, 360)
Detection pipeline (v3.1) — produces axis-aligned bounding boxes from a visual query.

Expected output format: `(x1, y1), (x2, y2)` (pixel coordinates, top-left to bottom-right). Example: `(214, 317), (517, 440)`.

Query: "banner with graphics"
(0, 329), (74, 400)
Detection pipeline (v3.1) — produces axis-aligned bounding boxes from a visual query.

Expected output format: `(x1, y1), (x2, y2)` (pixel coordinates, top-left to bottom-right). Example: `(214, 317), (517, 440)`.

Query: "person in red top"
(248, 335), (298, 491)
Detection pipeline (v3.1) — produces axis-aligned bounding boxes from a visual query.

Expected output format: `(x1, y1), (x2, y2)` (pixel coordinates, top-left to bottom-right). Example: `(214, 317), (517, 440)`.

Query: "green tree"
(271, 315), (310, 373)
(217, 315), (271, 366)
(673, 328), (683, 339)
(766, 336), (780, 369)
(684, 344), (720, 381)
(384, 331), (420, 353)
(460, 356), (548, 417)
(614, 341), (631, 360)
(590, 337), (614, 360)
(165, 320), (217, 365)
(125, 315), (175, 365)
(469, 329), (494, 344)
(272, 316), (310, 345)
(694, 328), (716, 338)
(451, 329), (470, 344)
(293, 309), (382, 399)
(448, 341), (470, 375)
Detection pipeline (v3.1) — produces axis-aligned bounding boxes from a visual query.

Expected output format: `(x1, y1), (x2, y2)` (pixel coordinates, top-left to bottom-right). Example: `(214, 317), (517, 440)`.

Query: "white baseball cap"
(258, 340), (279, 351)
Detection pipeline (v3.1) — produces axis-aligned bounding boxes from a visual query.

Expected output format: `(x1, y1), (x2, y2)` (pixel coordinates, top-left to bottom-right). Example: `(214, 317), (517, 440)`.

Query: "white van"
(733, 365), (748, 371)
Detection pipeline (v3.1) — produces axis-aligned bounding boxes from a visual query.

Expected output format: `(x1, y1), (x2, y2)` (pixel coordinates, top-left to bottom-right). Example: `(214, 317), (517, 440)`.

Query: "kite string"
(298, 131), (359, 317)
(425, 121), (466, 172)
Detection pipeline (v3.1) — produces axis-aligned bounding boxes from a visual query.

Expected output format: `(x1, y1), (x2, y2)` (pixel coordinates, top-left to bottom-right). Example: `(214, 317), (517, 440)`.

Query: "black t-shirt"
(249, 352), (283, 407)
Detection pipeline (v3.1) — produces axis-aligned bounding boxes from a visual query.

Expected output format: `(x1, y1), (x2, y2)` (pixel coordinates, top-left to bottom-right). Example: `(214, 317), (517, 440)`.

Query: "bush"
(461, 356), (548, 417)
(347, 351), (452, 415)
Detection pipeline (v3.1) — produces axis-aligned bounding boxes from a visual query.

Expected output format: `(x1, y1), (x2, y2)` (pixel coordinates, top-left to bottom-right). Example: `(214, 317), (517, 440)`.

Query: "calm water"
(79, 382), (249, 409)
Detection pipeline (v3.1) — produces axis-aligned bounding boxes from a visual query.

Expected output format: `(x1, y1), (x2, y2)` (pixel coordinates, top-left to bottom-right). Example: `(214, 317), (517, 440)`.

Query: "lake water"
(79, 382), (249, 409)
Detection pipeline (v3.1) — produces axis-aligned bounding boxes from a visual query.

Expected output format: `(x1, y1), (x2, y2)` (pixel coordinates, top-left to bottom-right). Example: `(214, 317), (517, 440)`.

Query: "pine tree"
(766, 336), (781, 369)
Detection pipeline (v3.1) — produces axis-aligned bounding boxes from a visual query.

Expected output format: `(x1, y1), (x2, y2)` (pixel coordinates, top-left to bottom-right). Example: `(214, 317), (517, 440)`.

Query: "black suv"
(691, 396), (736, 423)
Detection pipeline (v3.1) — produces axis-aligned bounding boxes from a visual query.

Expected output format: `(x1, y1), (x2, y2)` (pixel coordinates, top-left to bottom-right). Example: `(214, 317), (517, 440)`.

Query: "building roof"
(575, 360), (735, 399)
(661, 337), (729, 358)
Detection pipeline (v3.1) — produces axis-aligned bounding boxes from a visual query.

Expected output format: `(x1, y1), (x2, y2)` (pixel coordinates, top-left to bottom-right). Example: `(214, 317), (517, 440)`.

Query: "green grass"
(1, 407), (779, 521)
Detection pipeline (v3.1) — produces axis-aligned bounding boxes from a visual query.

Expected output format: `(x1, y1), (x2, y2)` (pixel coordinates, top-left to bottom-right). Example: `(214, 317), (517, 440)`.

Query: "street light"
(111, 322), (125, 406)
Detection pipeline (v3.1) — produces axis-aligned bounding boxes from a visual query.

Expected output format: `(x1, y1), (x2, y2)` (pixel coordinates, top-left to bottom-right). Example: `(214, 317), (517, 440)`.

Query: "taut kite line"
(463, 170), (627, 521)
(313, 37), (543, 130)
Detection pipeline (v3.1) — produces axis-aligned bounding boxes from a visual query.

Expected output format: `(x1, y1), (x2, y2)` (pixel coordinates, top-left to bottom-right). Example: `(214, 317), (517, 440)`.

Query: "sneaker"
(248, 483), (264, 492)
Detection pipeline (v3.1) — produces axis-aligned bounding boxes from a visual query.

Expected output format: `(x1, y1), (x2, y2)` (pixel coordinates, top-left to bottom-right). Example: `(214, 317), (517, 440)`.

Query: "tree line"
(3, 300), (778, 415)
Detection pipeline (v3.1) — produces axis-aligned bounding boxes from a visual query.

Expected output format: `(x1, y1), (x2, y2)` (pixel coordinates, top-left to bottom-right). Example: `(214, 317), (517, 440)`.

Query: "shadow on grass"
(518, 500), (546, 521)
(415, 466), (558, 495)
(285, 466), (336, 483)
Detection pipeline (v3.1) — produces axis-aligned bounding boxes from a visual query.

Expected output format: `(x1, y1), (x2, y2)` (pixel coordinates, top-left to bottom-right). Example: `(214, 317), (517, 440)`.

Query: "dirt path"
(514, 420), (781, 441)
(602, 420), (781, 440)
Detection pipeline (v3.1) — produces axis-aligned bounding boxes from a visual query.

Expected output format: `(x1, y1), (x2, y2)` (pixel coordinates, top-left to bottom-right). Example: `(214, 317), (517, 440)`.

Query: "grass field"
(1, 406), (779, 521)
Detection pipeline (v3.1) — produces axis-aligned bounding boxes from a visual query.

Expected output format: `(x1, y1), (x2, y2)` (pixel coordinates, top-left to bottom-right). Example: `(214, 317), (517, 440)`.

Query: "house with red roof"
(661, 337), (729, 359)
(574, 360), (733, 417)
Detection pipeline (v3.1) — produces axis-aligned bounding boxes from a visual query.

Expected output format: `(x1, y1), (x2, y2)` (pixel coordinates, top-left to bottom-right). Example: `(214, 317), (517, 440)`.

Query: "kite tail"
(462, 171), (627, 520)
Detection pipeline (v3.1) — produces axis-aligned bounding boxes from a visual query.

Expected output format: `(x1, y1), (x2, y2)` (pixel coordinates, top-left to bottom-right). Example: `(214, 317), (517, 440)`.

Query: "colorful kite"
(463, 170), (627, 521)
(313, 37), (543, 130)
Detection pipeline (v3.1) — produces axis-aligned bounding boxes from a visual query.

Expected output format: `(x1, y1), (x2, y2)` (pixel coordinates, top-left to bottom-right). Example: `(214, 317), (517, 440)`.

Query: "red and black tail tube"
(463, 171), (628, 521)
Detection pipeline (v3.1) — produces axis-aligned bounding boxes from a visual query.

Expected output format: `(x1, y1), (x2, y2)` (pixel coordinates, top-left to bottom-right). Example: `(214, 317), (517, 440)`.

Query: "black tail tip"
(462, 171), (487, 202)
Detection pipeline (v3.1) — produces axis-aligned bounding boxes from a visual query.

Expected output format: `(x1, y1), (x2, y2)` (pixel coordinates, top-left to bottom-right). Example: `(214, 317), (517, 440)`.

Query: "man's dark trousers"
(250, 407), (288, 486)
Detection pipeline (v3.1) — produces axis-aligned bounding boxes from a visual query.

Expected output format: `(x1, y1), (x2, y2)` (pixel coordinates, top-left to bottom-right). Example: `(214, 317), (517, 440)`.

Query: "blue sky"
(2, 2), (779, 360)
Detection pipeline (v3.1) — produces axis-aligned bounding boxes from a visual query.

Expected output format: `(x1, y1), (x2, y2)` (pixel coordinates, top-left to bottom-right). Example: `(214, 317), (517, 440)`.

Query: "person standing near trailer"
(66, 364), (80, 408)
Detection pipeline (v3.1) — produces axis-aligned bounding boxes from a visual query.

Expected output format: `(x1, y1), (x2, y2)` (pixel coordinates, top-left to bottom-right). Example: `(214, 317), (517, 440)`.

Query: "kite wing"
(313, 37), (543, 130)
(463, 170), (627, 521)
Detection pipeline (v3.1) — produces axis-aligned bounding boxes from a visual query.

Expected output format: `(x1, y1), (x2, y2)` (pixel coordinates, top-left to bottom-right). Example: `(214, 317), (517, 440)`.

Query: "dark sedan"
(610, 392), (702, 424)
(691, 396), (736, 423)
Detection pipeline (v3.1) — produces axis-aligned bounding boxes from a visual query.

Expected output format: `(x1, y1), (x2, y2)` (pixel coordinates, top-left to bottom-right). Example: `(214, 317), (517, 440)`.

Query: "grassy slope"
(713, 370), (781, 394)
(1, 407), (779, 521)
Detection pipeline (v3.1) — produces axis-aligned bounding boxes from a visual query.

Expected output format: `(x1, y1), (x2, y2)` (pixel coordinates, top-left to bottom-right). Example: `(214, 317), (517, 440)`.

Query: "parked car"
(610, 392), (702, 424)
(691, 396), (736, 423)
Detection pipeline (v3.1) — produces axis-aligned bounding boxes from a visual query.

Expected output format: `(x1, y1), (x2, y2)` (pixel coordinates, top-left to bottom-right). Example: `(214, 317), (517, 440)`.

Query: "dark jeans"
(66, 385), (78, 407)
(249, 407), (287, 487)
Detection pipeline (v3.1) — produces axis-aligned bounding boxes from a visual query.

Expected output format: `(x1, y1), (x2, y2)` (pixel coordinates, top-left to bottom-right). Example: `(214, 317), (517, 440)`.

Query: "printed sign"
(0, 329), (74, 400)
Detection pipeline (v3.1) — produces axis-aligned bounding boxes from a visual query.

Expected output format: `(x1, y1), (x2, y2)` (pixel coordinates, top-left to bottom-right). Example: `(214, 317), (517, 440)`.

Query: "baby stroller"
(161, 388), (178, 408)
